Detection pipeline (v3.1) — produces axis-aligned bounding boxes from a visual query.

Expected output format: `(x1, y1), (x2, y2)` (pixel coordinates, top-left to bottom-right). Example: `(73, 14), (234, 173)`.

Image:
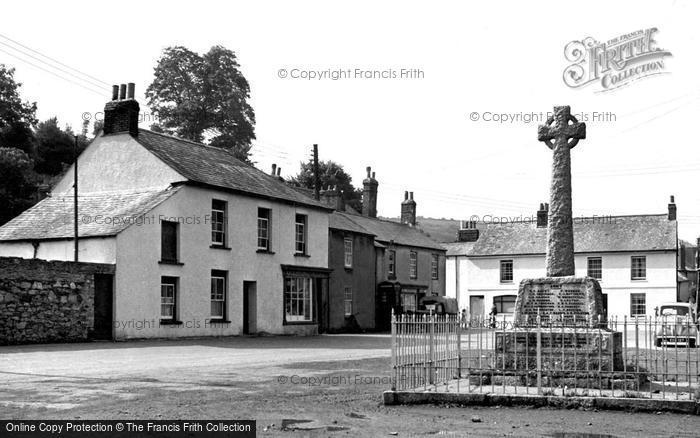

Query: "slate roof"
(0, 187), (180, 241)
(329, 212), (374, 236)
(135, 129), (330, 210)
(446, 214), (677, 257)
(333, 212), (445, 251)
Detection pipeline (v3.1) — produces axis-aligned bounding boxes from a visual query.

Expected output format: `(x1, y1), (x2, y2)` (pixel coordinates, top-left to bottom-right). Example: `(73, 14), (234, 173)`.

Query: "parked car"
(417, 296), (459, 315)
(654, 302), (698, 348)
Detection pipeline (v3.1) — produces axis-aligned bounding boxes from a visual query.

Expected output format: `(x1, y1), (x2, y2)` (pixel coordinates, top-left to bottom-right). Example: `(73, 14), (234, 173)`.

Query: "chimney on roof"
(537, 202), (549, 228)
(276, 166), (283, 181)
(668, 195), (676, 221)
(362, 166), (378, 218)
(271, 163), (277, 176)
(103, 82), (139, 137)
(401, 191), (417, 226)
(457, 219), (480, 242)
(322, 185), (344, 211)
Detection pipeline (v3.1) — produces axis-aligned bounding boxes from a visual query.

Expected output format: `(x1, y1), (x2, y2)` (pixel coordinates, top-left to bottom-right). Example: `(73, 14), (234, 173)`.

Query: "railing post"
(391, 308), (397, 391)
(457, 314), (462, 380)
(429, 313), (435, 385)
(536, 310), (542, 394)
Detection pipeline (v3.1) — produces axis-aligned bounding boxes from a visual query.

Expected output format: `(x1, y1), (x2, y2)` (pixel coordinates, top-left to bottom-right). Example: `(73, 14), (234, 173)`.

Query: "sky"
(2, 0), (699, 241)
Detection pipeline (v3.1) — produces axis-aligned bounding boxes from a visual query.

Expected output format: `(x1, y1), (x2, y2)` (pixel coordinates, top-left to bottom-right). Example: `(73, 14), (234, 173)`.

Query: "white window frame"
(409, 251), (418, 279)
(388, 250), (396, 277)
(344, 237), (353, 268)
(284, 276), (314, 322)
(160, 278), (177, 320)
(257, 208), (271, 251)
(500, 260), (513, 283)
(631, 256), (646, 280)
(344, 287), (353, 316)
(587, 257), (602, 280)
(295, 214), (307, 255)
(211, 274), (226, 319)
(431, 254), (439, 280)
(211, 199), (226, 246)
(630, 293), (646, 316)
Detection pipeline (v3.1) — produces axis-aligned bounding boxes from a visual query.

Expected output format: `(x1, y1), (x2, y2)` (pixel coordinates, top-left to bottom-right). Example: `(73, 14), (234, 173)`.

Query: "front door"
(470, 295), (485, 321)
(93, 274), (113, 340)
(243, 281), (257, 334)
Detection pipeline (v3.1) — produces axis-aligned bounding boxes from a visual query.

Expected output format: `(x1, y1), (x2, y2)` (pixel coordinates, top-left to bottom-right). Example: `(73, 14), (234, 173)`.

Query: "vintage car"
(417, 296), (459, 315)
(654, 302), (698, 348)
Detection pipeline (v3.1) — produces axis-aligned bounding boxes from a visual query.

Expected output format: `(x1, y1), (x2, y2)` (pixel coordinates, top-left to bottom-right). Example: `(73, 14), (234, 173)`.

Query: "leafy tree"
(33, 117), (77, 175)
(146, 45), (256, 162)
(0, 65), (37, 155)
(0, 148), (37, 225)
(290, 160), (363, 211)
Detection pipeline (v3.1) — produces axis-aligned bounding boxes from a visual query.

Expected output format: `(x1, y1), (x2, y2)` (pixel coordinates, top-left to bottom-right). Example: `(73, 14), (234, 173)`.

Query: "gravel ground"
(1, 334), (699, 437)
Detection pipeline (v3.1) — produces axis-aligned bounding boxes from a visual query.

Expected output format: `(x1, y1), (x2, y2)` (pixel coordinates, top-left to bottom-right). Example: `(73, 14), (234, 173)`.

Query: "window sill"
(207, 319), (231, 324)
(388, 274), (396, 280)
(500, 281), (513, 284)
(344, 266), (353, 272)
(158, 260), (184, 266)
(631, 279), (647, 282)
(294, 253), (311, 258)
(160, 319), (182, 325)
(283, 320), (317, 326)
(210, 245), (231, 250)
(257, 249), (276, 255)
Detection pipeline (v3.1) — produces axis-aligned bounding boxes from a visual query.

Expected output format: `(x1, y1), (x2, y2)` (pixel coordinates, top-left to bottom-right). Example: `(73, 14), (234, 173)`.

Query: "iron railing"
(390, 313), (700, 400)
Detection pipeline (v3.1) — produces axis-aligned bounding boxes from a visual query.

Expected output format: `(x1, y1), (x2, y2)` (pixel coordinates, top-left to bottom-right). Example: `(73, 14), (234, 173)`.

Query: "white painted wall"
(51, 133), (184, 195)
(114, 185), (330, 339)
(0, 238), (116, 263)
(447, 251), (677, 320)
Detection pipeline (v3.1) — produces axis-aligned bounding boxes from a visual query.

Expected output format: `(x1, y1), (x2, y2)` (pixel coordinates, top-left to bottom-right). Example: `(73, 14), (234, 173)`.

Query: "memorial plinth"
(513, 277), (606, 328)
(493, 105), (623, 378)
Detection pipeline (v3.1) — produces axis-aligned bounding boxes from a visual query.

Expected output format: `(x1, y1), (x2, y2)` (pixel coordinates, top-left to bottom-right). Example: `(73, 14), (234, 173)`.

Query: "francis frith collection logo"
(563, 28), (672, 92)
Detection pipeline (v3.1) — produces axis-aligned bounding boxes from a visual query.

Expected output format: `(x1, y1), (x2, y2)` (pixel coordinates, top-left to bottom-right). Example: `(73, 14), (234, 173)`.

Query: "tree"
(146, 45), (256, 162)
(33, 117), (77, 175)
(0, 148), (37, 225)
(0, 65), (37, 155)
(290, 160), (363, 211)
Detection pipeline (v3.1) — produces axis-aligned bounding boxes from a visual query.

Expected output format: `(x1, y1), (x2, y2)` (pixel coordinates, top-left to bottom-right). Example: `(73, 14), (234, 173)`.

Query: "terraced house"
(0, 84), (332, 339)
(322, 169), (446, 332)
(445, 200), (679, 321)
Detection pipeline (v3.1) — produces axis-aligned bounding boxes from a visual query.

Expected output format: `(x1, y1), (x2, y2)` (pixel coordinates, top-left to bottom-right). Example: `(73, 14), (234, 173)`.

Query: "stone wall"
(0, 257), (115, 345)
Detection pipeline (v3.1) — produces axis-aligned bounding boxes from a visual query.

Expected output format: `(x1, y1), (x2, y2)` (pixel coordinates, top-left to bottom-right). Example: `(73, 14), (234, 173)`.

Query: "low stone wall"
(0, 257), (115, 345)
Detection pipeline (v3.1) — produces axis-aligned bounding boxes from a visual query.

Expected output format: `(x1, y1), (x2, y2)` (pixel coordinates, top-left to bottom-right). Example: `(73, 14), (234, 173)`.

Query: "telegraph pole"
(312, 144), (320, 201)
(74, 135), (79, 262)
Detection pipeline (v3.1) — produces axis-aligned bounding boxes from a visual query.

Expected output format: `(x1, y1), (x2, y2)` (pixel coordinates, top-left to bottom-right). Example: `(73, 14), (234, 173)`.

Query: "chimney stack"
(322, 185), (344, 211)
(103, 82), (140, 137)
(668, 195), (677, 221)
(457, 220), (480, 242)
(362, 166), (378, 218)
(537, 202), (549, 228)
(401, 191), (417, 226)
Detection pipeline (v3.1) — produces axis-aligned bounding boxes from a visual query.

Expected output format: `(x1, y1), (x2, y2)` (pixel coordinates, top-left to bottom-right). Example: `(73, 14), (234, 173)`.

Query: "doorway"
(93, 274), (114, 340)
(469, 295), (485, 320)
(243, 281), (257, 334)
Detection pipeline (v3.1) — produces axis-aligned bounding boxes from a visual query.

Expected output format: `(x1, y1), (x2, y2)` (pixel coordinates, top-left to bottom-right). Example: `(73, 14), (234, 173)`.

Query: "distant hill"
(380, 216), (460, 243)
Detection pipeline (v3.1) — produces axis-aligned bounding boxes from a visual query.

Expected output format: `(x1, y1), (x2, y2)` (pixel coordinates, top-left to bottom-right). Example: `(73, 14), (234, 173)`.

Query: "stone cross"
(537, 106), (586, 277)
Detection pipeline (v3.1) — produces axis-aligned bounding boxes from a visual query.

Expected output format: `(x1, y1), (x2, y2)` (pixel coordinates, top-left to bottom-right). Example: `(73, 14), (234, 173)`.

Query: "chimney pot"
(103, 82), (140, 137)
(271, 163), (277, 175)
(127, 83), (135, 99)
(366, 166), (371, 178)
(277, 167), (281, 177)
(372, 171), (376, 179)
(668, 195), (677, 221)
(409, 191), (414, 201)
